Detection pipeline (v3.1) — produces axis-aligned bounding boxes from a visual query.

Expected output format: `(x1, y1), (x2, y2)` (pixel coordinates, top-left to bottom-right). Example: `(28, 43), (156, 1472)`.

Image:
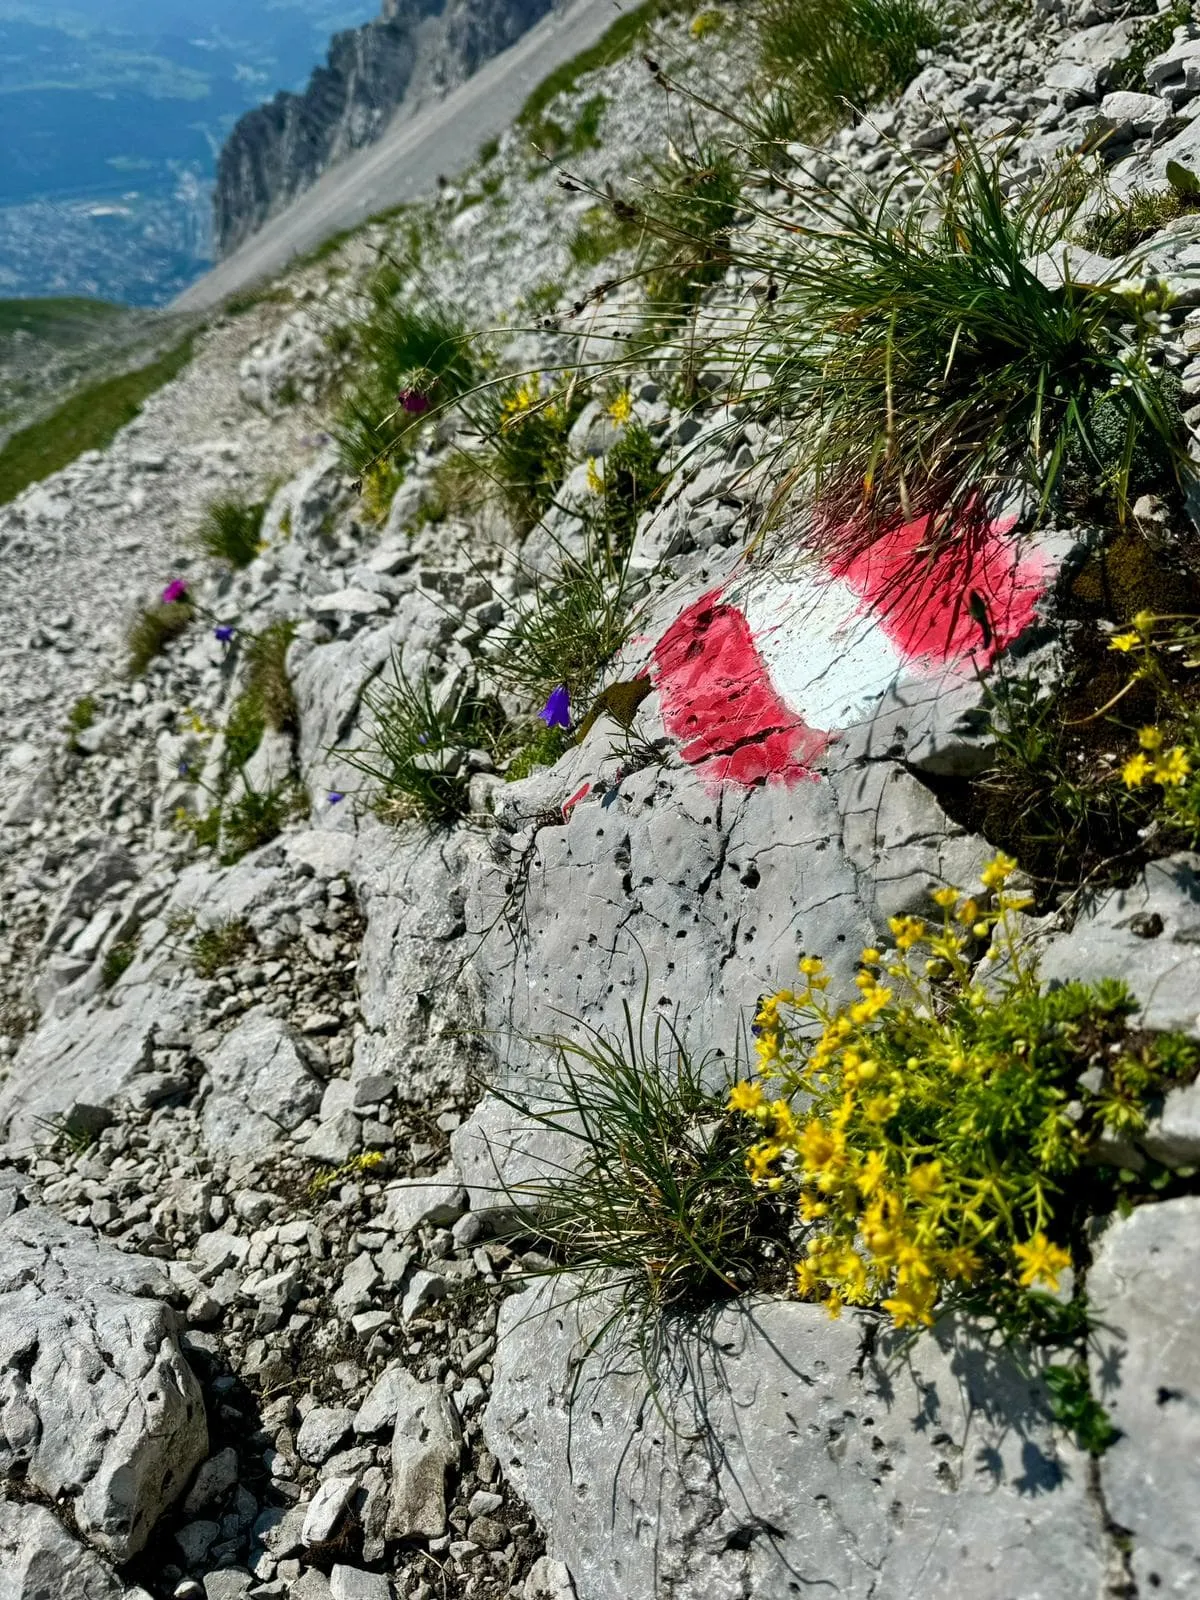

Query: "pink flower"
(398, 388), (431, 416)
(162, 579), (188, 605)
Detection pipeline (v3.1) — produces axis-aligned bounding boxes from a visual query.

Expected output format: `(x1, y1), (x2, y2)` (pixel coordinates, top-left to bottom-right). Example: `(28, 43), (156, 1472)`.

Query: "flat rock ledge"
(485, 1280), (1114, 1600)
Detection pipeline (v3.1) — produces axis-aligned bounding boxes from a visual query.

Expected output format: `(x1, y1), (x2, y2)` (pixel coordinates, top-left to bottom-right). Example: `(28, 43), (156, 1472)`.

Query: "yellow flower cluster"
(501, 372), (559, 426)
(731, 855), (1074, 1330)
(607, 390), (634, 426)
(1122, 725), (1191, 790)
(586, 458), (605, 496)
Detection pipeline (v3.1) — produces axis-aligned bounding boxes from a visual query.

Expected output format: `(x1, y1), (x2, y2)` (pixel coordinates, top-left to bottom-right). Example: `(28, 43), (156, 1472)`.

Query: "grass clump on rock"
(750, 147), (1188, 543)
(348, 658), (500, 826)
(496, 1005), (791, 1310)
(127, 593), (193, 676)
(224, 621), (298, 771)
(195, 496), (267, 570)
(192, 919), (254, 978)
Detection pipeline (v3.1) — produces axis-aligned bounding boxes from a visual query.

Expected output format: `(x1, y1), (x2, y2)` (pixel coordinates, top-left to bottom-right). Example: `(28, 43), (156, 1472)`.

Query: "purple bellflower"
(214, 624), (235, 643)
(162, 579), (188, 605)
(328, 791), (345, 806)
(540, 685), (571, 730)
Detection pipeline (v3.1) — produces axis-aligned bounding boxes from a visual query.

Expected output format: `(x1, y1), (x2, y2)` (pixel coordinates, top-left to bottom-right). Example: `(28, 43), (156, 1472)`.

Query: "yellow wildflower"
(1138, 726), (1164, 751)
(1013, 1231), (1071, 1289)
(907, 1160), (942, 1200)
(1122, 752), (1153, 788)
(856, 1148), (889, 1197)
(1132, 609), (1156, 635)
(746, 1140), (783, 1186)
(1153, 746), (1191, 786)
(586, 458), (605, 495)
(607, 390), (633, 425)
(727, 1080), (765, 1117)
(882, 1279), (937, 1329)
(888, 915), (925, 950)
(1108, 631), (1140, 653)
(980, 852), (1017, 890)
(930, 887), (959, 909)
(860, 946), (881, 965)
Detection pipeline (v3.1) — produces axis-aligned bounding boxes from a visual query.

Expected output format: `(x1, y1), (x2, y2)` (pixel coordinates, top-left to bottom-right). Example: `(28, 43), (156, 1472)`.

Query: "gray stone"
(0, 1499), (124, 1600)
(329, 1567), (392, 1600)
(1145, 37), (1200, 93)
(202, 1575), (253, 1600)
(176, 1520), (221, 1563)
(1089, 1198), (1200, 1596)
(1039, 855), (1200, 1036)
(388, 1371), (462, 1540)
(401, 1268), (447, 1321)
(309, 587), (392, 619)
(0, 1208), (207, 1560)
(1043, 61), (1100, 103)
(296, 1407), (356, 1465)
(301, 1475), (360, 1546)
(290, 1572), (333, 1600)
(485, 1281), (1105, 1600)
(300, 1108), (361, 1165)
(0, 983), (189, 1156)
(1093, 89), (1172, 139)
(354, 1364), (409, 1435)
(201, 1008), (324, 1156)
(184, 1447), (240, 1513)
(382, 1169), (467, 1235)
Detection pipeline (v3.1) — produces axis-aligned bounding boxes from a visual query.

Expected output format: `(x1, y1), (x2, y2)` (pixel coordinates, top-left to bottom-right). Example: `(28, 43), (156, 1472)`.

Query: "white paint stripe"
(730, 570), (921, 731)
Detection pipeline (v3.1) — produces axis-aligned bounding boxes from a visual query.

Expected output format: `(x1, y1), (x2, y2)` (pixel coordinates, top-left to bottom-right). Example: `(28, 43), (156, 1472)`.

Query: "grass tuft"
(348, 658), (501, 825)
(192, 918), (254, 977)
(493, 1003), (790, 1309)
(755, 0), (942, 138)
(195, 496), (267, 570)
(128, 600), (193, 677)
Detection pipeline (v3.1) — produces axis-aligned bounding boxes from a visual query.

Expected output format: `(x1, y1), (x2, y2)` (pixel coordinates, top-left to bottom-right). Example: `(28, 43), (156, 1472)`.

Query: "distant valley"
(0, 0), (380, 304)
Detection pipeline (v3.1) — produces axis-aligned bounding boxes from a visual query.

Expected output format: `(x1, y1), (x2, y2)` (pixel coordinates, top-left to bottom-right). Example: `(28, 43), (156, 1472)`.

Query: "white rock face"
(486, 1283), (1107, 1600)
(0, 1207), (207, 1560)
(1089, 1198), (1200, 1598)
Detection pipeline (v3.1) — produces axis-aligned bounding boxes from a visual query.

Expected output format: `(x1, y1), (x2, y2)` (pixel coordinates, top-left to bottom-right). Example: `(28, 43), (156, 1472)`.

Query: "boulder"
(0, 1208), (207, 1560)
(485, 1282), (1106, 1600)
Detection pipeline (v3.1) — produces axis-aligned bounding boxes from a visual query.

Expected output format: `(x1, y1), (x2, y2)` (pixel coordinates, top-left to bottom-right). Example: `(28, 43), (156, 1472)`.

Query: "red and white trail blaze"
(651, 513), (1049, 789)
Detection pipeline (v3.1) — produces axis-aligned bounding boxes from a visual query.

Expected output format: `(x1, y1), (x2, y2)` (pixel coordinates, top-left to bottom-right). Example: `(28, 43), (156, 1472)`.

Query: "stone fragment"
(382, 1169), (468, 1235)
(309, 588), (392, 619)
(354, 1364), (409, 1435)
(1039, 855), (1200, 1037)
(523, 1559), (577, 1600)
(300, 1108), (361, 1164)
(184, 1447), (240, 1513)
(329, 1566), (392, 1600)
(1089, 1197), (1200, 1596)
(201, 1008), (324, 1156)
(0, 1499), (125, 1600)
(302, 1476), (360, 1546)
(388, 1372), (462, 1540)
(401, 1268), (447, 1321)
(0, 1207), (207, 1560)
(296, 1407), (356, 1465)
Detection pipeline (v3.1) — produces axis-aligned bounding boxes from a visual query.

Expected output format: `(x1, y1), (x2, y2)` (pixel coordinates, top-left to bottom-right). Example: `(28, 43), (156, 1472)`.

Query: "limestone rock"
(388, 1371), (462, 1540)
(201, 1008), (324, 1156)
(1089, 1198), (1200, 1597)
(485, 1281), (1105, 1600)
(1039, 854), (1200, 1036)
(382, 1168), (467, 1235)
(0, 1499), (124, 1600)
(0, 1207), (207, 1560)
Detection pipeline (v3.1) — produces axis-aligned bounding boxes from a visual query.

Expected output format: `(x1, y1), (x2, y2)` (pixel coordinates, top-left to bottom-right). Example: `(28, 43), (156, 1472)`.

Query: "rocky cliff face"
(213, 0), (557, 257)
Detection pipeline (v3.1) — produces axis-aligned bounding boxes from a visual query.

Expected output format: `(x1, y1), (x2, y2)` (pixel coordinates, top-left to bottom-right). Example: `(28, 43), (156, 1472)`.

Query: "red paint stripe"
(832, 511), (1046, 666)
(652, 593), (827, 786)
(562, 783), (590, 816)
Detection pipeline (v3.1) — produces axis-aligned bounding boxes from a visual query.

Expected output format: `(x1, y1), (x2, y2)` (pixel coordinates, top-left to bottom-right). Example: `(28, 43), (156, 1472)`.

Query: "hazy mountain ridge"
(212, 0), (558, 257)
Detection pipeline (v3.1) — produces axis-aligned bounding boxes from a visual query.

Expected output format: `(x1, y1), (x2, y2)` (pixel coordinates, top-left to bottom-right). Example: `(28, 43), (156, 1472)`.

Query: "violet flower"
(328, 791), (345, 805)
(398, 388), (431, 416)
(540, 685), (571, 730)
(162, 579), (188, 605)
(214, 624), (235, 643)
